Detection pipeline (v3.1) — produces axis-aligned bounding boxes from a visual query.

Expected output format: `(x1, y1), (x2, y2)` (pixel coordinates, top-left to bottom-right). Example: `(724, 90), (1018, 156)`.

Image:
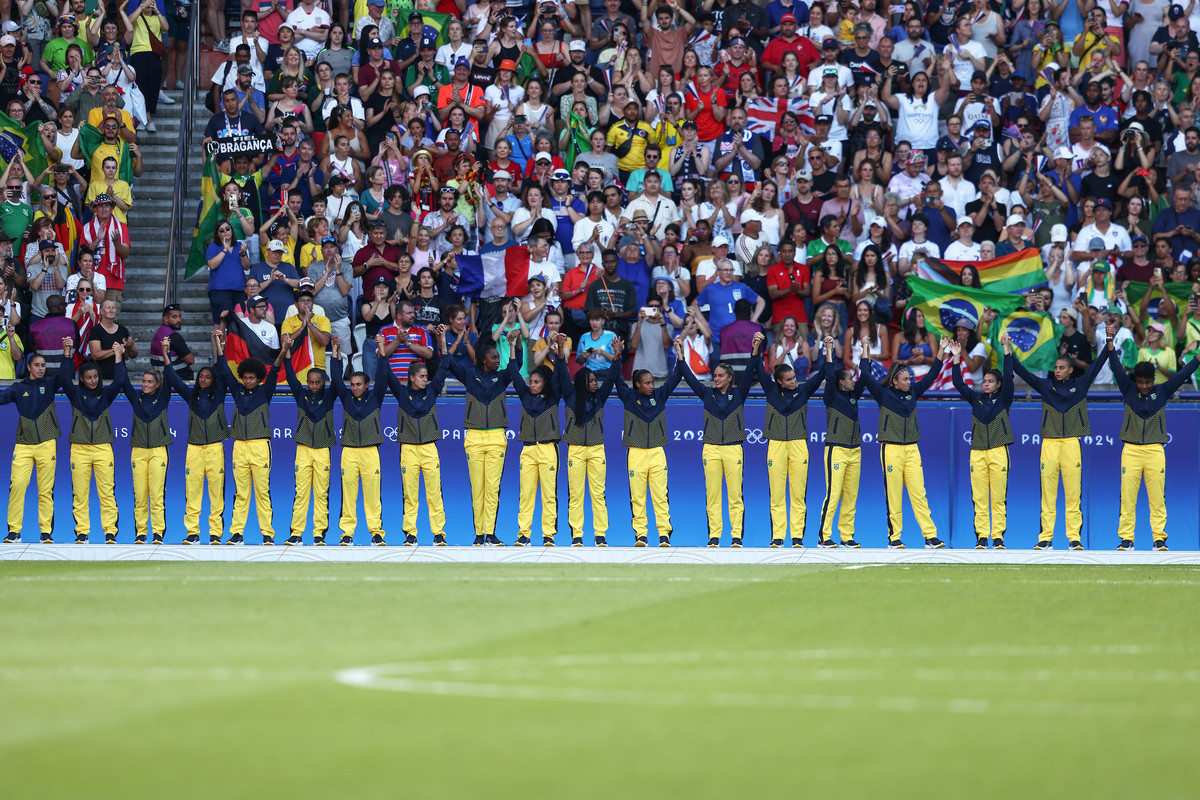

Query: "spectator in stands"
(150, 304), (196, 380)
(353, 220), (402, 286)
(379, 299), (434, 381)
(249, 239), (301, 319)
(30, 294), (74, 376)
(307, 235), (354, 346)
(281, 288), (332, 373)
(80, 194), (129, 311)
(86, 298), (136, 380)
(695, 258), (766, 366)
(0, 166), (33, 244)
(584, 247), (638, 339)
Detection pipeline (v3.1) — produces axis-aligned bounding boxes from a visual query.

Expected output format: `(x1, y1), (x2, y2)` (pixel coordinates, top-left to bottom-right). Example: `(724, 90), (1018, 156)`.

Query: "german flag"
(224, 315), (313, 386)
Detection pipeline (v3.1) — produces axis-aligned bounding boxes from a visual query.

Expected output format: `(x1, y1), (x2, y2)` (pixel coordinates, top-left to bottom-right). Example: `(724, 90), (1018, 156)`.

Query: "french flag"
(457, 245), (531, 299)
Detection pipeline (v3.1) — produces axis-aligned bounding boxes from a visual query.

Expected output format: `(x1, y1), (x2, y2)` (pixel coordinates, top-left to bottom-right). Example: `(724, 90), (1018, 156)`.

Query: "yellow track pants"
(70, 443), (117, 537)
(292, 444), (331, 540)
(767, 439), (809, 542)
(517, 442), (559, 539)
(702, 443), (744, 542)
(131, 446), (169, 539)
(8, 441), (56, 536)
(1039, 437), (1082, 543)
(401, 443), (446, 537)
(231, 439), (273, 539)
(880, 443), (937, 541)
(1118, 443), (1167, 542)
(566, 444), (608, 540)
(627, 446), (670, 539)
(819, 445), (860, 543)
(340, 446), (383, 539)
(465, 429), (507, 538)
(184, 443), (225, 541)
(969, 446), (1009, 540)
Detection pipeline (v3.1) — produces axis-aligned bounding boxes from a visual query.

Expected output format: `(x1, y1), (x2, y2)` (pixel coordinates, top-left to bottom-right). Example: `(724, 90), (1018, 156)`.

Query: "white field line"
(0, 574), (784, 583)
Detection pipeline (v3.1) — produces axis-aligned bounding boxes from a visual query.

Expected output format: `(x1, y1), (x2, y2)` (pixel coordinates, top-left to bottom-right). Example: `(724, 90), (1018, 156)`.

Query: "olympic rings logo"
(744, 429), (766, 445)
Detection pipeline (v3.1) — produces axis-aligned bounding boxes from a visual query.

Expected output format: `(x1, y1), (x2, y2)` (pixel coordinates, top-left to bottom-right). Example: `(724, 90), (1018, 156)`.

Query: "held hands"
(751, 331), (765, 354)
(281, 333), (293, 352)
(61, 336), (73, 356)
(160, 336), (171, 355)
(111, 342), (124, 358)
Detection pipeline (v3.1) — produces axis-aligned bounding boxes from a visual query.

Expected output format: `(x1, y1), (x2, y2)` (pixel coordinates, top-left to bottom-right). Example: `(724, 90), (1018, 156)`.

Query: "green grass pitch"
(2, 562), (1198, 799)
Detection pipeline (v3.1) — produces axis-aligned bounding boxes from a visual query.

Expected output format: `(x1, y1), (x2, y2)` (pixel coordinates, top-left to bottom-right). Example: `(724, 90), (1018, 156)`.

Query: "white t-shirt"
(435, 42), (473, 71)
(938, 176), (977, 218)
(806, 63), (853, 91)
(1073, 222), (1131, 270)
(956, 96), (999, 133)
(483, 84), (526, 133)
(946, 41), (986, 90)
(895, 93), (939, 150)
(808, 91), (855, 142)
(510, 208), (557, 244)
(285, 7), (332, 60)
(321, 95), (365, 124)
(229, 34), (270, 72)
(243, 316), (280, 349)
(944, 240), (981, 261)
(65, 272), (106, 304)
(899, 239), (942, 267)
(963, 340), (988, 384)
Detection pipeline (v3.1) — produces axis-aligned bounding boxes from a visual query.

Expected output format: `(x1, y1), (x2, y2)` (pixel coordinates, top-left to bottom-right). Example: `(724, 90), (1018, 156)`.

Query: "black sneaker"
(182, 534), (199, 545)
(818, 539), (837, 549)
(571, 536), (583, 547)
(888, 538), (904, 550)
(1033, 540), (1052, 550)
(134, 535), (147, 545)
(791, 538), (804, 549)
(924, 537), (946, 549)
(40, 533), (53, 544)
(314, 536), (326, 546)
(434, 534), (447, 546)
(707, 537), (719, 547)
(635, 536), (648, 547)
(371, 534), (385, 546)
(405, 534), (418, 546)
(227, 534), (244, 545)
(514, 535), (530, 547)
(1153, 539), (1169, 551)
(659, 535), (671, 547)
(731, 538), (743, 548)
(842, 539), (861, 549)
(261, 536), (274, 546)
(107, 534), (118, 545)
(3, 533), (18, 543)
(992, 538), (1005, 550)
(542, 536), (555, 547)
(339, 536), (352, 546)
(1117, 539), (1134, 551)
(285, 536), (303, 546)
(473, 534), (485, 546)
(208, 535), (221, 546)
(770, 539), (782, 548)
(1068, 540), (1084, 551)
(595, 536), (607, 547)
(152, 535), (163, 545)
(485, 534), (504, 546)
(975, 536), (987, 550)
(75, 534), (88, 544)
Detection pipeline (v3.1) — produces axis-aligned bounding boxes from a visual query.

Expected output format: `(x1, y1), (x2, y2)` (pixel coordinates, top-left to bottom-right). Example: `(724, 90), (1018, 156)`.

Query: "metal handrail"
(162, 10), (203, 306)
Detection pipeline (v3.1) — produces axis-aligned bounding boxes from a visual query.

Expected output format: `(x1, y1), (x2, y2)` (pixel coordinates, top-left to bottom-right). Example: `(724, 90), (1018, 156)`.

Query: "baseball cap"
(937, 140), (958, 152)
(971, 69), (987, 82)
(38, 239), (56, 250)
(1148, 321), (1166, 333)
(957, 218), (974, 228)
(534, 152), (553, 162)
(794, 168), (812, 181)
(267, 240), (289, 253)
(237, 64), (254, 75)
(1005, 214), (1025, 227)
(498, 59), (517, 72)
(712, 235), (731, 248)
(369, 37), (383, 48)
(91, 193), (113, 205)
(954, 318), (976, 330)
(870, 217), (887, 228)
(413, 85), (430, 97)
(569, 39), (586, 52)
(527, 274), (546, 286)
(822, 37), (839, 49)
(815, 113), (833, 125)
(250, 294), (268, 307)
(618, 235), (637, 249)
(409, 11), (424, 20)
(321, 235), (338, 245)
(781, 12), (796, 23)
(373, 276), (390, 286)
(1091, 260), (1111, 272)
(297, 275), (315, 288)
(1132, 233), (1149, 245)
(0, 35), (16, 47)
(1095, 197), (1113, 210)
(0, 21), (18, 33)
(454, 56), (470, 68)
(1170, 3), (1186, 20)
(369, 0), (385, 6)
(297, 289), (315, 300)
(972, 119), (992, 130)
(1050, 224), (1068, 243)
(1063, 307), (1079, 322)
(1055, 146), (1072, 160)
(551, 168), (571, 180)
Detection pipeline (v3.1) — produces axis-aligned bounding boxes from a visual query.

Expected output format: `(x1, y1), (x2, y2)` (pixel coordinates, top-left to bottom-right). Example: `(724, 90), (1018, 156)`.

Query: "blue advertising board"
(2, 398), (1196, 549)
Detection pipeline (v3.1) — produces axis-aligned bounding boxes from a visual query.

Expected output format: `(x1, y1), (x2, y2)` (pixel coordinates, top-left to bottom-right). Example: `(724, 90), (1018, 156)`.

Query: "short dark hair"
(1133, 362), (1156, 381)
(586, 307), (606, 321)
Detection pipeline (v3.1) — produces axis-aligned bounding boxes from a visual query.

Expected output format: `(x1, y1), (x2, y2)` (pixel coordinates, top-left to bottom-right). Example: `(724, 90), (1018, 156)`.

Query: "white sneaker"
(214, 38), (230, 54)
(136, 123), (146, 132)
(158, 89), (176, 105)
(145, 121), (157, 132)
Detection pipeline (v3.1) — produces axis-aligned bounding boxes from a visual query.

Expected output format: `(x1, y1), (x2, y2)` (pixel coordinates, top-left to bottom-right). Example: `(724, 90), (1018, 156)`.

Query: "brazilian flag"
(905, 276), (1023, 339)
(396, 10), (454, 49)
(562, 111), (593, 171)
(185, 150), (220, 279)
(992, 309), (1064, 371)
(1123, 280), (1193, 317)
(77, 122), (134, 184)
(0, 109), (54, 182)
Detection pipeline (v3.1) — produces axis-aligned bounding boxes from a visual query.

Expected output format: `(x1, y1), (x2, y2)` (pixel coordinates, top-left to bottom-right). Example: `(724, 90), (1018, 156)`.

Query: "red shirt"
(714, 60), (756, 104)
(352, 242), (403, 288)
(767, 261), (810, 323)
(356, 60), (399, 93)
(762, 35), (821, 78)
(685, 86), (727, 142)
(561, 262), (601, 311)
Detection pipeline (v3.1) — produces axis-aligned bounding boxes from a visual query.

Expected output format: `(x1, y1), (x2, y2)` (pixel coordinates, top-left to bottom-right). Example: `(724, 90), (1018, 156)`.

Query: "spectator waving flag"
(224, 315), (312, 386)
(562, 111), (592, 172)
(0, 107), (53, 178)
(457, 245), (532, 299)
(904, 276), (1023, 339)
(1123, 280), (1193, 318)
(77, 123), (134, 184)
(396, 10), (454, 48)
(745, 98), (815, 138)
(185, 150), (220, 279)
(994, 309), (1063, 371)
(915, 250), (1049, 294)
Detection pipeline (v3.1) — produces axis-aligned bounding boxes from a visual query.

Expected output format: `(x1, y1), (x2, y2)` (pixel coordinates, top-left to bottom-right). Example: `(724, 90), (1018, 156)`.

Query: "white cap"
(1005, 214), (1025, 227)
(413, 85), (430, 97)
(1050, 223), (1068, 243)
(1054, 146), (1072, 160)
(1, 21), (19, 33)
(268, 240), (289, 253)
(712, 235), (731, 248)
(569, 39), (587, 52)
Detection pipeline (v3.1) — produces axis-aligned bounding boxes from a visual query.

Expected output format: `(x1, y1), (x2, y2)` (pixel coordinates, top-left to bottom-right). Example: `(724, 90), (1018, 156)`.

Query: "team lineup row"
(1, 323), (1194, 550)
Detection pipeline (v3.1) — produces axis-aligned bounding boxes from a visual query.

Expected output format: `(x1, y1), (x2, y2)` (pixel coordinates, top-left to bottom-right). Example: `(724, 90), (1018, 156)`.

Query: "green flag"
(1122, 281), (1193, 316)
(990, 309), (1064, 371)
(0, 108), (52, 181)
(77, 123), (133, 185)
(562, 111), (593, 172)
(185, 150), (220, 279)
(904, 276), (1023, 339)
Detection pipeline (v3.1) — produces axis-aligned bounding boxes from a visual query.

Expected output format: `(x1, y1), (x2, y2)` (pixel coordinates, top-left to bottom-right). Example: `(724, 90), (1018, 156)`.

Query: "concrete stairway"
(119, 92), (213, 364)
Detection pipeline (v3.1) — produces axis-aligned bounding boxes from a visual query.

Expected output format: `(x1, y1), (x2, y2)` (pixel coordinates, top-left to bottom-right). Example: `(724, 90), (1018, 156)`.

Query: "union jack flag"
(745, 98), (815, 139)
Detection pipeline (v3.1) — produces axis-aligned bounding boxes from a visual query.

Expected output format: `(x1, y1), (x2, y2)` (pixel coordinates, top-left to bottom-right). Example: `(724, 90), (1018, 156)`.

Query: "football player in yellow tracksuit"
(165, 356), (229, 545)
(1, 338), (73, 543)
(817, 335), (866, 548)
(951, 334), (1016, 549)
(280, 334), (337, 545)
(1105, 329), (1200, 551)
(506, 333), (573, 546)
(858, 335), (950, 549)
(385, 340), (450, 546)
(751, 332), (826, 548)
(614, 361), (686, 547)
(1013, 339), (1109, 550)
(60, 346), (125, 543)
(443, 338), (516, 545)
(332, 336), (392, 545)
(214, 336), (289, 544)
(561, 345), (623, 547)
(121, 353), (175, 545)
(679, 342), (757, 548)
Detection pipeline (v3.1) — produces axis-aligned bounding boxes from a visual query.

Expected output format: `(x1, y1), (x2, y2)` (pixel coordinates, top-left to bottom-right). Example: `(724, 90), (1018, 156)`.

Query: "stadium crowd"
(3, 0), (1200, 550)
